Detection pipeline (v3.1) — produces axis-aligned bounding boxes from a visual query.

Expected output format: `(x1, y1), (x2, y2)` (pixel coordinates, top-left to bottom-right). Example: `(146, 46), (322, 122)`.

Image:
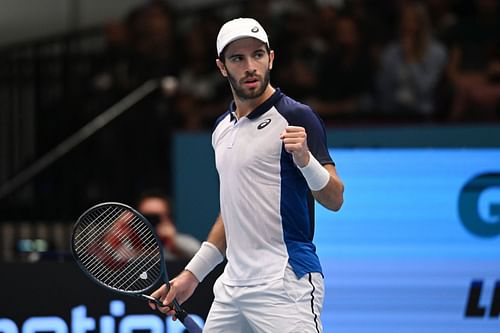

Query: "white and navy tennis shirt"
(212, 88), (334, 286)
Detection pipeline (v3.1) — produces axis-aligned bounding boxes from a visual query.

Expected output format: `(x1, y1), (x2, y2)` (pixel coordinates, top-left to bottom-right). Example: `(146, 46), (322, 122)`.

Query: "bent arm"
(281, 126), (344, 212)
(312, 163), (344, 211)
(151, 214), (226, 312)
(184, 214), (226, 283)
(206, 214), (226, 254)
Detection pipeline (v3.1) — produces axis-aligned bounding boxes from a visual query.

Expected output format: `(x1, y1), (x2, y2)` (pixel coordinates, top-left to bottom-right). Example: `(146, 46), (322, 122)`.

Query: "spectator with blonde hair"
(376, 2), (447, 119)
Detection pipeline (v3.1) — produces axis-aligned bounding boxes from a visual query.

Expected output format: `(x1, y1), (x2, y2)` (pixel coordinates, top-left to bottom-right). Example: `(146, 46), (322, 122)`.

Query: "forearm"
(184, 214), (226, 282)
(296, 152), (344, 211)
(281, 126), (344, 212)
(206, 214), (226, 254)
(312, 164), (344, 211)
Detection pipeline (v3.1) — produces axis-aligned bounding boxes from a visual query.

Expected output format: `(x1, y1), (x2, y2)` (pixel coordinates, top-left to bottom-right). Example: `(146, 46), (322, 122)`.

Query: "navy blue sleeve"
(212, 109), (231, 133)
(277, 96), (334, 166)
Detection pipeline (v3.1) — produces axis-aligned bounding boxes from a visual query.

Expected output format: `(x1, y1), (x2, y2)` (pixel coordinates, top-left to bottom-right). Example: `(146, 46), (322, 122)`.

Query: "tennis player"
(150, 17), (344, 332)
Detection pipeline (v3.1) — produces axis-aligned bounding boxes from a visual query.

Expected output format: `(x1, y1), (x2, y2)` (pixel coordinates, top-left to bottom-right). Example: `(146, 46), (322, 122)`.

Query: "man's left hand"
(280, 126), (310, 167)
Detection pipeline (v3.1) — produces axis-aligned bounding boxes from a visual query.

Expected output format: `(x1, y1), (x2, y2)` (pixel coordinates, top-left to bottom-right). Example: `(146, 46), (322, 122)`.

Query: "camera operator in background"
(137, 190), (201, 261)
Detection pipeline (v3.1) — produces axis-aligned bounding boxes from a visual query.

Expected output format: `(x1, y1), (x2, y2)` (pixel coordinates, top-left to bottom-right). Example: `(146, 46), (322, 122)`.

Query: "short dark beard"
(227, 68), (271, 100)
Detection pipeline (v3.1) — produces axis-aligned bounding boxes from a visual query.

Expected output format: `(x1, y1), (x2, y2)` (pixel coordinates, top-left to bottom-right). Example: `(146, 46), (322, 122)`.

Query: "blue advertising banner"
(3, 147), (498, 333)
(0, 261), (223, 333)
(315, 148), (500, 332)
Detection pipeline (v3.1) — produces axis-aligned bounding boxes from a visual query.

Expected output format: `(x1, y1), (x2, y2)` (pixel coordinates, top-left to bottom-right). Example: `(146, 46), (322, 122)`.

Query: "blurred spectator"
(78, 1), (181, 206)
(137, 190), (201, 261)
(90, 0), (179, 99)
(345, 0), (396, 56)
(125, 0), (179, 85)
(446, 0), (500, 122)
(273, 1), (322, 101)
(376, 1), (447, 119)
(448, 44), (500, 122)
(174, 15), (229, 130)
(425, 0), (458, 41)
(311, 13), (376, 121)
(90, 20), (130, 95)
(242, 0), (274, 30)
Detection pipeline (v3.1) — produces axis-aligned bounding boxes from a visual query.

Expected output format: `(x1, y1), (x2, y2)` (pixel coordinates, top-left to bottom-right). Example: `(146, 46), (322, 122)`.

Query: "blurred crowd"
(4, 0), (499, 220)
(88, 0), (500, 129)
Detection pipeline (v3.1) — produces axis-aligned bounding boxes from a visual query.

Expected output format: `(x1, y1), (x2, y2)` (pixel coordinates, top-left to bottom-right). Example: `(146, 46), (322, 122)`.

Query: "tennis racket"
(71, 202), (202, 333)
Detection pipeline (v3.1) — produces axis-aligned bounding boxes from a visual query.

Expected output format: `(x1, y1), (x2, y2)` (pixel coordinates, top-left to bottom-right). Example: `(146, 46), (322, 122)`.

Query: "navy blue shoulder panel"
(275, 94), (334, 165)
(212, 109), (231, 132)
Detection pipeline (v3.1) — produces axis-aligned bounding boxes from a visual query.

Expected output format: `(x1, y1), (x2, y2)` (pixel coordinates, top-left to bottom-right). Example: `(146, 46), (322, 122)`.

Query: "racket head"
(71, 202), (167, 295)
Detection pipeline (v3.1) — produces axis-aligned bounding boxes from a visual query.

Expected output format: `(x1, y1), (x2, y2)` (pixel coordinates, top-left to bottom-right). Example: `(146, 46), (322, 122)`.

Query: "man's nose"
(245, 69), (257, 77)
(243, 57), (258, 72)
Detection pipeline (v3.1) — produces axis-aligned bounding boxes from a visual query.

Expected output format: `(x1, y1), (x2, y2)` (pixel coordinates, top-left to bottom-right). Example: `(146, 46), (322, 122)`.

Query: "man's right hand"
(149, 270), (200, 316)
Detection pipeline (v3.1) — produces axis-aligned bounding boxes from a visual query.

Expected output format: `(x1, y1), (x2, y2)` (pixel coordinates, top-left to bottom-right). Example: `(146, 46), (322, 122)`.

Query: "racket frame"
(71, 202), (188, 318)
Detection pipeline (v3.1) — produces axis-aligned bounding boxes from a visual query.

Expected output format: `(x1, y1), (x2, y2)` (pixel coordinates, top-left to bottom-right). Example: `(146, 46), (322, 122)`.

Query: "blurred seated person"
(174, 17), (229, 130)
(376, 2), (447, 120)
(448, 44), (500, 122)
(90, 1), (179, 96)
(125, 1), (179, 84)
(446, 0), (500, 122)
(273, 9), (320, 102)
(137, 190), (201, 261)
(311, 14), (376, 121)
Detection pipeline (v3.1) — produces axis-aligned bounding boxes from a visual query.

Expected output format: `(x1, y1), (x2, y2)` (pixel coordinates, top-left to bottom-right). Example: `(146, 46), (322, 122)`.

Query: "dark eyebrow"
(222, 44), (269, 62)
(227, 53), (243, 59)
(228, 48), (265, 57)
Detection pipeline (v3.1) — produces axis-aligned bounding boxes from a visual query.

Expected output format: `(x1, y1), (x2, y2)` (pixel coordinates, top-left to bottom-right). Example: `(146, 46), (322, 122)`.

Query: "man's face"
(217, 37), (274, 100)
(138, 197), (176, 246)
(138, 198), (173, 227)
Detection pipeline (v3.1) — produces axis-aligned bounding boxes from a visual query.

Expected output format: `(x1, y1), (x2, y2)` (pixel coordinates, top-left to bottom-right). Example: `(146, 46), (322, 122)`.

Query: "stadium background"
(1, 0), (499, 332)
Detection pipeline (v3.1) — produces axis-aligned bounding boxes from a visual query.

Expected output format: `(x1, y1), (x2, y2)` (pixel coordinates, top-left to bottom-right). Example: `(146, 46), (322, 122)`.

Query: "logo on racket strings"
(88, 212), (146, 271)
(140, 272), (148, 280)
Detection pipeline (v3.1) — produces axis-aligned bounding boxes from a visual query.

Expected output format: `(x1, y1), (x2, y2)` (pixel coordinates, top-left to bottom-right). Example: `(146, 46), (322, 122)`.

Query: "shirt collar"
(229, 88), (284, 122)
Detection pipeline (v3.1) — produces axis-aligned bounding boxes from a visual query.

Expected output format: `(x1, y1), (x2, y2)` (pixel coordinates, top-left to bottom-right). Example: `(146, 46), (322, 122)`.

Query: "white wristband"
(185, 241), (224, 282)
(298, 152), (330, 191)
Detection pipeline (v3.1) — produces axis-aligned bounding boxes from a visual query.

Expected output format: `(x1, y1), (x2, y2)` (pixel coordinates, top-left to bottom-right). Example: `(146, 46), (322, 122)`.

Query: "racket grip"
(180, 314), (203, 333)
(173, 299), (202, 333)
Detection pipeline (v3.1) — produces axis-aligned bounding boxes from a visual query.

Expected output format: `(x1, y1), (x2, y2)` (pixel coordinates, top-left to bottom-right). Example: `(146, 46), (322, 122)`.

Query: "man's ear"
(216, 58), (228, 77)
(269, 50), (275, 70)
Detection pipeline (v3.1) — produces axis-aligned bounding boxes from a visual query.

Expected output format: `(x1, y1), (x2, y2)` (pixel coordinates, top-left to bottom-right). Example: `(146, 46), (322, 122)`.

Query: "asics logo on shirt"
(257, 119), (271, 129)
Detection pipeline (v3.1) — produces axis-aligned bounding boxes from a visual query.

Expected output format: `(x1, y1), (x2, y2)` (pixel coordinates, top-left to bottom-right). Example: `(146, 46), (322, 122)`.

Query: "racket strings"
(80, 212), (156, 279)
(75, 207), (131, 278)
(78, 213), (160, 291)
(73, 205), (162, 292)
(85, 216), (148, 282)
(113, 245), (162, 290)
(75, 206), (125, 259)
(104, 220), (160, 289)
(76, 205), (115, 238)
(74, 206), (118, 255)
(77, 209), (139, 275)
(80, 210), (141, 274)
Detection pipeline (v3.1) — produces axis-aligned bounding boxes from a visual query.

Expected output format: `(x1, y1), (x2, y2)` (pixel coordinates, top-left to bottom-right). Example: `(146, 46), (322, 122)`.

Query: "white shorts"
(203, 265), (324, 333)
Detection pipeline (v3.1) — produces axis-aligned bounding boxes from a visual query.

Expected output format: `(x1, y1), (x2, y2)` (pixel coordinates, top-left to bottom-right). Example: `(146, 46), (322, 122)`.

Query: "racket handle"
(179, 314), (203, 333)
(173, 300), (202, 333)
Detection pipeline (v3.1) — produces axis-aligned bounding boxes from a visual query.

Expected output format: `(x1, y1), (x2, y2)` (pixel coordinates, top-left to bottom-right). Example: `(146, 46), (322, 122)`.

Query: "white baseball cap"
(216, 18), (269, 57)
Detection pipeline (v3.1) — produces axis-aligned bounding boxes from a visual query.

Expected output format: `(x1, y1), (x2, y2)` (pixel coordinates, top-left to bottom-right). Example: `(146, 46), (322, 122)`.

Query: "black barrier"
(0, 261), (224, 332)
